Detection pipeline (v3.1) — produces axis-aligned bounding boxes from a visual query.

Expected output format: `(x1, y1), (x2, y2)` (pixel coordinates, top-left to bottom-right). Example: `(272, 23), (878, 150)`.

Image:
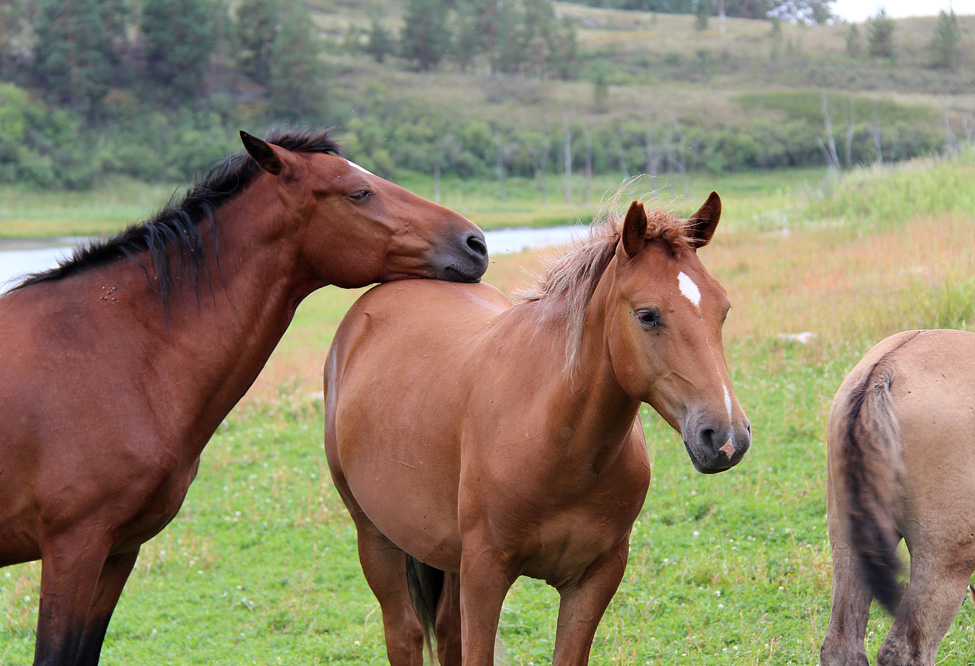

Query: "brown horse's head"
(607, 193), (750, 473)
(240, 131), (488, 288)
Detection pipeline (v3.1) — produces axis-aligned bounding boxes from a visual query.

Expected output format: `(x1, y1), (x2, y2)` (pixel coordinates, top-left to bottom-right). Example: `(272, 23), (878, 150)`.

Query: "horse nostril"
(700, 428), (716, 449)
(466, 233), (488, 258)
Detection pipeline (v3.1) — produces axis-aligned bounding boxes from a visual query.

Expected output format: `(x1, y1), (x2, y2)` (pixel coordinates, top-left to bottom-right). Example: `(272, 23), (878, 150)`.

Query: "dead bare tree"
(563, 114), (573, 203)
(817, 90), (842, 172)
(870, 107), (883, 166)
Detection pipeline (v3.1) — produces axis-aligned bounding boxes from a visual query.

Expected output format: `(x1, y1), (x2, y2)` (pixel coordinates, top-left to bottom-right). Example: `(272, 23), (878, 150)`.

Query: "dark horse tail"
(406, 555), (444, 657)
(837, 356), (908, 614)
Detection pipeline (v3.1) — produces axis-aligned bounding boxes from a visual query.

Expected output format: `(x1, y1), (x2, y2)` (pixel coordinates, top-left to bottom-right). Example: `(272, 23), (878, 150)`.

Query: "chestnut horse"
(324, 193), (751, 666)
(0, 127), (488, 666)
(822, 329), (975, 666)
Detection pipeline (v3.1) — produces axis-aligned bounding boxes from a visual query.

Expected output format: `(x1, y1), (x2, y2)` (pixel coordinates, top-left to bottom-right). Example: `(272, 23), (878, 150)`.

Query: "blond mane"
(515, 201), (694, 373)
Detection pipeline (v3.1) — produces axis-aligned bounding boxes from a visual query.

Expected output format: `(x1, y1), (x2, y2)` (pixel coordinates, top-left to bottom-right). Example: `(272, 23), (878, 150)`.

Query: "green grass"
(4, 152), (975, 664)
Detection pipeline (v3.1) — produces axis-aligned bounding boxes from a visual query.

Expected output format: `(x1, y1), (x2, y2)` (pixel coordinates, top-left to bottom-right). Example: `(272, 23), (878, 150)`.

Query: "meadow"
(3, 153), (975, 664)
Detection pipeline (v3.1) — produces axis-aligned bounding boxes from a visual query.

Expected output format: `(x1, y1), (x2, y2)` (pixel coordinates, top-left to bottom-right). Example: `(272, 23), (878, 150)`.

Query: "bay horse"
(822, 329), (975, 666)
(324, 193), (751, 666)
(0, 127), (488, 666)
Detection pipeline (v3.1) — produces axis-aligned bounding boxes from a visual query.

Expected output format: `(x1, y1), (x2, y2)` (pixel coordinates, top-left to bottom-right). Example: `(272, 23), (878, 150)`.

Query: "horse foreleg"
(434, 572), (461, 666)
(458, 547), (516, 666)
(76, 548), (140, 666)
(33, 533), (113, 666)
(355, 521), (425, 666)
(877, 553), (973, 666)
(551, 539), (628, 666)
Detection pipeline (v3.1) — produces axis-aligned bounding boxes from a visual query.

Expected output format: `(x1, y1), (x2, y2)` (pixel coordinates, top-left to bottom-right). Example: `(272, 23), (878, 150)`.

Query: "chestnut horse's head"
(607, 193), (750, 473)
(240, 131), (488, 288)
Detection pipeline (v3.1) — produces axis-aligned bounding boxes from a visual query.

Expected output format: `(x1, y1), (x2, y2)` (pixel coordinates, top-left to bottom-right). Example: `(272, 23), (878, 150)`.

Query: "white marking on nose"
(722, 383), (736, 454)
(347, 160), (374, 176)
(678, 271), (701, 309)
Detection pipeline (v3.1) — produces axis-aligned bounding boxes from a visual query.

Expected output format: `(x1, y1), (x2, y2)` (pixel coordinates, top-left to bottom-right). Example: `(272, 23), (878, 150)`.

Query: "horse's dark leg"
(550, 539), (628, 666)
(33, 533), (112, 666)
(76, 548), (140, 666)
(434, 572), (461, 666)
(820, 539), (873, 666)
(877, 551), (972, 666)
(354, 520), (425, 666)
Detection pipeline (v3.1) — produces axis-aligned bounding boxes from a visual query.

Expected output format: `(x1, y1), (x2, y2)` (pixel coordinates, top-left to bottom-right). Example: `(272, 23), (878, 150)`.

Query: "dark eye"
(635, 309), (662, 328)
(349, 189), (374, 202)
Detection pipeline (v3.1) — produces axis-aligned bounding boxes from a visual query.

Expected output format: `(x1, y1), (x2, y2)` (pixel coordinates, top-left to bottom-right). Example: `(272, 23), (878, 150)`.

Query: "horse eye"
(349, 189), (374, 202)
(636, 309), (662, 328)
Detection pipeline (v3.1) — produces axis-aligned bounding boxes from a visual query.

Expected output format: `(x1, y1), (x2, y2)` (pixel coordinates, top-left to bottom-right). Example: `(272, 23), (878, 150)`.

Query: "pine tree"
(845, 24), (862, 57)
(400, 0), (451, 71)
(930, 9), (960, 69)
(33, 0), (129, 114)
(867, 8), (895, 59)
(235, 0), (279, 86)
(141, 0), (216, 104)
(366, 20), (396, 63)
(268, 0), (327, 122)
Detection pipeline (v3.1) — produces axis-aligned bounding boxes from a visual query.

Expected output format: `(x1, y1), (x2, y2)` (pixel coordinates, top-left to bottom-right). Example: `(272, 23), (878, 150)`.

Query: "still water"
(0, 225), (588, 290)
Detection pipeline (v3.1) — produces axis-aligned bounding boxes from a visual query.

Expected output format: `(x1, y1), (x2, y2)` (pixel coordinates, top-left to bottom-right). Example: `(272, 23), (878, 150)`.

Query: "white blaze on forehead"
(346, 159), (374, 176)
(678, 271), (701, 309)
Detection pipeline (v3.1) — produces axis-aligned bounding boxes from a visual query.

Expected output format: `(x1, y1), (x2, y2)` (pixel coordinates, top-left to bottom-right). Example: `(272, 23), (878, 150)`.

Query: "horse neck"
(524, 266), (641, 456)
(108, 191), (312, 449)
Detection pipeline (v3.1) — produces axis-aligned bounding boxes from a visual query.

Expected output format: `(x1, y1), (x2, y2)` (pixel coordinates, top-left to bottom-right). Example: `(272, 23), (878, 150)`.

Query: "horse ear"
(688, 191), (721, 248)
(240, 130), (286, 176)
(621, 201), (648, 259)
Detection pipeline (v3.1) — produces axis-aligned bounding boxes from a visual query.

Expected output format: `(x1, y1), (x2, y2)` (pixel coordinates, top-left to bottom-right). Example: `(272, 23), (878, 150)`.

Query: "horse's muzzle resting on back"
(324, 192), (750, 666)
(0, 127), (487, 666)
(822, 329), (975, 666)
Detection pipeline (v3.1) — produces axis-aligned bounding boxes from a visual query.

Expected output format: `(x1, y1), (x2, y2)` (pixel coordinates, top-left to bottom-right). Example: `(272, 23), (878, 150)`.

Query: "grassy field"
(3, 153), (975, 664)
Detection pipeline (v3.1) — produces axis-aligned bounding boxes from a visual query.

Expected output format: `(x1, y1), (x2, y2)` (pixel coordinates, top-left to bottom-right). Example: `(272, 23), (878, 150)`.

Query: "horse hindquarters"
(823, 330), (975, 666)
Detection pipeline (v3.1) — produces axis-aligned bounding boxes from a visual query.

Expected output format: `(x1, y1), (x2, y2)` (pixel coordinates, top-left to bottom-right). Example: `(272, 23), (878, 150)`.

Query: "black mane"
(10, 127), (343, 303)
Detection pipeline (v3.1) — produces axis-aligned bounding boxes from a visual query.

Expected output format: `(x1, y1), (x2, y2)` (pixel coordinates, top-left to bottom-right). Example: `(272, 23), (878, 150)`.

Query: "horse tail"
(406, 555), (444, 658)
(836, 356), (906, 614)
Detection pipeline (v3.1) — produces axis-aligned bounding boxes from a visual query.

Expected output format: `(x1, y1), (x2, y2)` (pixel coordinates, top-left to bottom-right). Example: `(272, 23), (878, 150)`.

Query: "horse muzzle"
(681, 413), (751, 474)
(433, 228), (489, 283)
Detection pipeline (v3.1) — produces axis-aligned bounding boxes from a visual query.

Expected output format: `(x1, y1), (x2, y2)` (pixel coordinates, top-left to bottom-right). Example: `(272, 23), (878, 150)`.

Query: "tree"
(845, 24), (862, 57)
(0, 0), (30, 81)
(400, 0), (451, 71)
(366, 19), (396, 63)
(268, 0), (327, 121)
(235, 0), (280, 86)
(33, 0), (129, 114)
(867, 8), (895, 59)
(768, 0), (834, 24)
(930, 9), (960, 69)
(141, 0), (216, 104)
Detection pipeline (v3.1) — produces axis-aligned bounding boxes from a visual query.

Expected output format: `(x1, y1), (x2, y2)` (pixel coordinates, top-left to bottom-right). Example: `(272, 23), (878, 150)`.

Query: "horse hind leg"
(76, 548), (141, 666)
(820, 540), (874, 666)
(355, 520), (425, 666)
(434, 572), (461, 666)
(877, 553), (974, 666)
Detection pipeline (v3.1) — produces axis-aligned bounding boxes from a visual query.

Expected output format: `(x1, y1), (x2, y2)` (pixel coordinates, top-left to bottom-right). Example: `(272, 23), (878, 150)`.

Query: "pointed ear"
(621, 201), (648, 259)
(240, 130), (286, 176)
(688, 191), (721, 248)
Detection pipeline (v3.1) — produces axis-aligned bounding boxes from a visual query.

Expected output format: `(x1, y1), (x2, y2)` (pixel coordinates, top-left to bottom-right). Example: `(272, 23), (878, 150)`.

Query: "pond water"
(0, 225), (588, 291)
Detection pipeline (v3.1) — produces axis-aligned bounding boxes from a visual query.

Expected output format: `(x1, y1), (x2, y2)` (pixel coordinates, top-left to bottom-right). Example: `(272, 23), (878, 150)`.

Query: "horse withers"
(822, 329), (975, 666)
(0, 127), (487, 666)
(324, 193), (751, 666)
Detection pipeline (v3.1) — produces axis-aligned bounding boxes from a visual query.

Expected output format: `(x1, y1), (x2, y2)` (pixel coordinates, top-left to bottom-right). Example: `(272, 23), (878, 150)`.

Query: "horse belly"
(331, 378), (465, 572)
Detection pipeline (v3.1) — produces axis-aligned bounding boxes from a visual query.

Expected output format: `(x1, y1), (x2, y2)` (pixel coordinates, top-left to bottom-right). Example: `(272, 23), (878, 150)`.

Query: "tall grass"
(3, 153), (975, 664)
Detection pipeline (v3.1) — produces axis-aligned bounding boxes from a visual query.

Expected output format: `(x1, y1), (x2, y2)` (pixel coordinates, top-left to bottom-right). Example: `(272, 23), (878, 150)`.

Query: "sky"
(831, 0), (975, 22)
